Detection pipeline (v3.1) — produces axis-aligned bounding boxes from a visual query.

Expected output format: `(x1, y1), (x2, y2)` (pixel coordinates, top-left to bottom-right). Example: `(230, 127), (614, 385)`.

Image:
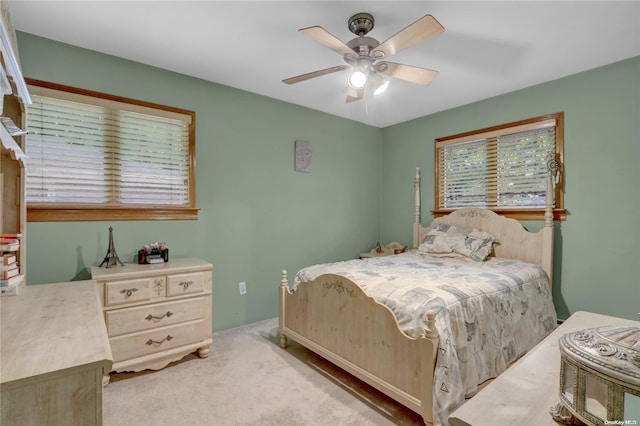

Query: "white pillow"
(418, 223), (497, 261)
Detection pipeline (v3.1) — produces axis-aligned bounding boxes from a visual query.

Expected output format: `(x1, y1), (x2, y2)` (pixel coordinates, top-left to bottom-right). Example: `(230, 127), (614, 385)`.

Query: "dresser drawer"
(105, 298), (205, 337)
(109, 319), (205, 363)
(105, 278), (153, 306)
(166, 272), (205, 297)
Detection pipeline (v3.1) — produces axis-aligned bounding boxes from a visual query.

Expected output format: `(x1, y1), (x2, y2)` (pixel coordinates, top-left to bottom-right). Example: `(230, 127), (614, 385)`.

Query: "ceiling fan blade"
(346, 87), (364, 103)
(377, 61), (439, 85)
(283, 65), (348, 85)
(373, 15), (444, 59)
(299, 26), (355, 57)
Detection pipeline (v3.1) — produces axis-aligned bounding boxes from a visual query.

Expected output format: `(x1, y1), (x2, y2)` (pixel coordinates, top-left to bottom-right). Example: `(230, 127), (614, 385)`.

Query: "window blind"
(25, 93), (191, 206)
(437, 126), (556, 210)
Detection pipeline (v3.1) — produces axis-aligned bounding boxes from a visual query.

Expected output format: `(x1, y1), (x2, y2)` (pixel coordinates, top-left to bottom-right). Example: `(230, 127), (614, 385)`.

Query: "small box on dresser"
(91, 258), (213, 382)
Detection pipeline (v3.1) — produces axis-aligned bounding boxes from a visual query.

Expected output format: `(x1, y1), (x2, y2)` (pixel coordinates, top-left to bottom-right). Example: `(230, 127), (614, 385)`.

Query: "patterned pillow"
(418, 223), (497, 261)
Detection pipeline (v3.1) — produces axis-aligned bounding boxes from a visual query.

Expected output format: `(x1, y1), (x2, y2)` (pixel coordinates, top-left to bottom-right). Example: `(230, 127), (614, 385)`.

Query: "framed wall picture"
(295, 140), (312, 172)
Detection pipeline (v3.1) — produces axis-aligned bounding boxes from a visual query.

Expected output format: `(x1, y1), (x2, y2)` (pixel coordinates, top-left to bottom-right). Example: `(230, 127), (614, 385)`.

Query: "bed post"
(420, 312), (439, 426)
(413, 167), (421, 249)
(279, 270), (288, 348)
(542, 156), (559, 288)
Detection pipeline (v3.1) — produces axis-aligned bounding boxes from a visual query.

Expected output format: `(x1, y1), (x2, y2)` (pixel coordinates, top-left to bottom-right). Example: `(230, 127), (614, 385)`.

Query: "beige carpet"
(103, 318), (424, 425)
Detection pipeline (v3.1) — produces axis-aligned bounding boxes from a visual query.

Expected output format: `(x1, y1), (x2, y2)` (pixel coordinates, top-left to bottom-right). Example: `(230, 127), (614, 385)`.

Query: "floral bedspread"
(292, 251), (557, 426)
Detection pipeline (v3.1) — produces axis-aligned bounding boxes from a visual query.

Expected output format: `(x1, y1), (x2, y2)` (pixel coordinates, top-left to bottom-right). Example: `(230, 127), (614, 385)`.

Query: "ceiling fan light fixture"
(371, 73), (390, 95)
(348, 69), (368, 89)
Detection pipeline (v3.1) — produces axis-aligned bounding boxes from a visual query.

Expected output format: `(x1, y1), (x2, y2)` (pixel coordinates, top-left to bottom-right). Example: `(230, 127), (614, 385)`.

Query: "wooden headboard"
(411, 168), (555, 287)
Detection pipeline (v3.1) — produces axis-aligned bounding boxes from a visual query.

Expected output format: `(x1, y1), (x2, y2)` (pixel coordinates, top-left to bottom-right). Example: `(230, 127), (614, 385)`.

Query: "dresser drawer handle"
(145, 311), (173, 321)
(179, 281), (193, 290)
(146, 335), (173, 345)
(120, 288), (139, 297)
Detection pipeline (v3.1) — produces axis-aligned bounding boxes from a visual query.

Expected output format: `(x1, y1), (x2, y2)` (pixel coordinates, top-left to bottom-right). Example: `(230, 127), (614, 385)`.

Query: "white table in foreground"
(448, 310), (640, 426)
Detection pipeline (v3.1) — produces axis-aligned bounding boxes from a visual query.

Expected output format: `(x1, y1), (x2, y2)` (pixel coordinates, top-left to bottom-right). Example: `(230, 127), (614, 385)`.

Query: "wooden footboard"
(279, 270), (439, 425)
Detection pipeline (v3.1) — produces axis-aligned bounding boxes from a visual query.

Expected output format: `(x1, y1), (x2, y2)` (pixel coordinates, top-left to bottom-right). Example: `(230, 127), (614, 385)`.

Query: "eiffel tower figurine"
(99, 226), (124, 268)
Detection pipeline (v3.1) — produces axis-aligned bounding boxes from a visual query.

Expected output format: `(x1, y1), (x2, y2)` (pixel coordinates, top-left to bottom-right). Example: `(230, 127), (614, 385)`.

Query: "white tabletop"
(0, 280), (112, 385)
(449, 311), (640, 426)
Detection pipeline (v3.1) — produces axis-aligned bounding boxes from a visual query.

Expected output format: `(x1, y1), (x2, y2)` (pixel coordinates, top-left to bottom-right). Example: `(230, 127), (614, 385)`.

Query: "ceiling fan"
(283, 13), (444, 103)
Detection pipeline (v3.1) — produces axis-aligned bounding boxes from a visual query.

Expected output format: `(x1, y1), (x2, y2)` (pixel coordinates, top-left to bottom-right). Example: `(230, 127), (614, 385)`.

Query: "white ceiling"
(9, 1), (640, 128)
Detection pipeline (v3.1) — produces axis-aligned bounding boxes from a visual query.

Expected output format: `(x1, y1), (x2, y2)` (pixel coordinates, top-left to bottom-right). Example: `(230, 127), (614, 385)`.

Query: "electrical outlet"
(239, 281), (247, 295)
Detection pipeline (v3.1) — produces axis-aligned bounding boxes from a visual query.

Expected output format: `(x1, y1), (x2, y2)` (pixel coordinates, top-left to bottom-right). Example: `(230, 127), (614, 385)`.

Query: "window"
(25, 79), (197, 221)
(435, 112), (564, 220)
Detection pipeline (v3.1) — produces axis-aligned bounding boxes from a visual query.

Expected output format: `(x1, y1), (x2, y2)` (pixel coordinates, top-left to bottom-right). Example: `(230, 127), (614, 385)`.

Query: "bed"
(278, 168), (558, 426)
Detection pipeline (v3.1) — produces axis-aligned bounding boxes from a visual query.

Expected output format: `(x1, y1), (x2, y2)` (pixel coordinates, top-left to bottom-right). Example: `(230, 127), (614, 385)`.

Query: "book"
(0, 253), (16, 265)
(0, 240), (19, 251)
(0, 117), (27, 136)
(0, 274), (23, 287)
(0, 262), (18, 270)
(0, 233), (22, 239)
(0, 266), (19, 279)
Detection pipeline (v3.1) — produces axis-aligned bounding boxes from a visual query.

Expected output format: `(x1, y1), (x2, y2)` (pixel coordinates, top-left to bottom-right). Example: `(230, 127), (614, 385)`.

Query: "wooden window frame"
(434, 112), (565, 221)
(25, 79), (198, 222)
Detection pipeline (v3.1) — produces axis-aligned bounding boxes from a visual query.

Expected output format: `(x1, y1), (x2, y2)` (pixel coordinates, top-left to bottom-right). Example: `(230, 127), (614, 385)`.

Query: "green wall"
(17, 31), (639, 328)
(18, 32), (382, 331)
(380, 56), (640, 321)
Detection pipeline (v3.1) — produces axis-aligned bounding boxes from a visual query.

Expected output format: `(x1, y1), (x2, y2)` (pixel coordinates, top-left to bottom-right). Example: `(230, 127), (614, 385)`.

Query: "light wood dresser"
(0, 280), (113, 426)
(91, 258), (213, 379)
